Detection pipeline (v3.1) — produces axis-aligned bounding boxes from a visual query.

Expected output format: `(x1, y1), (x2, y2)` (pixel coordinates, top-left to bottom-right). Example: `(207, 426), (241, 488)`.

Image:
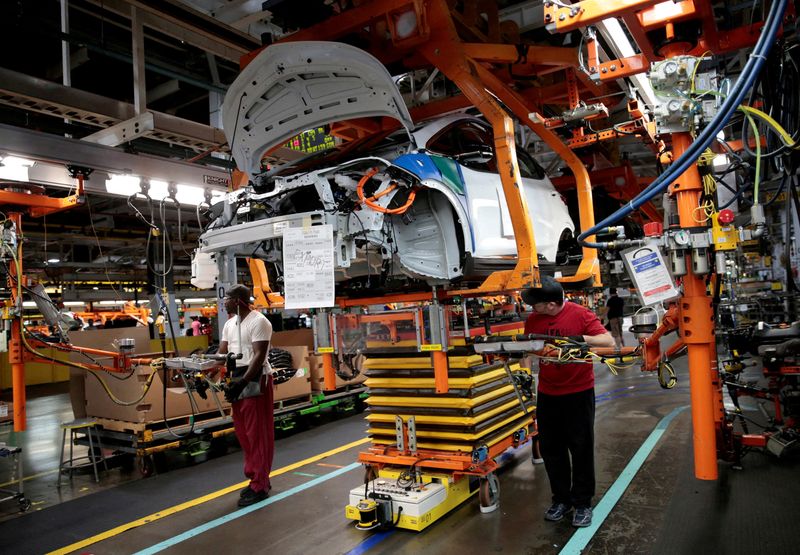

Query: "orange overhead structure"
(263, 0), (603, 292)
(1, 176), (153, 431)
(2, 177), (86, 431)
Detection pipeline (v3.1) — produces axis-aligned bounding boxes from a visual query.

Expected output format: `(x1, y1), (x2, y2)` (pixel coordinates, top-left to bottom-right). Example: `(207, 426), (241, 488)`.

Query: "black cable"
(351, 210), (371, 287)
(763, 171), (789, 206)
(227, 92), (247, 186)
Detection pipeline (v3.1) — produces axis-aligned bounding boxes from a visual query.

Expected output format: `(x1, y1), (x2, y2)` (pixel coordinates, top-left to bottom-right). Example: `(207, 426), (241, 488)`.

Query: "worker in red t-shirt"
(522, 276), (614, 528)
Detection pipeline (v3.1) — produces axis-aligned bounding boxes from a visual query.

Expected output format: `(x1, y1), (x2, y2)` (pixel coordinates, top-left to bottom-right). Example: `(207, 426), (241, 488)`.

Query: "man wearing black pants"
(523, 277), (613, 527)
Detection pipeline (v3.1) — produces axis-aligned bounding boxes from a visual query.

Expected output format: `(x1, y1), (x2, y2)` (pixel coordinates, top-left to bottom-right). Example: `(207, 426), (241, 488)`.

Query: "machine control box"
(348, 479), (446, 517)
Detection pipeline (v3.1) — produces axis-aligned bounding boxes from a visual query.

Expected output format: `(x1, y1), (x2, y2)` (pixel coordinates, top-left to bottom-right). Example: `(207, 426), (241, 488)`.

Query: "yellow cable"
(739, 105), (799, 149)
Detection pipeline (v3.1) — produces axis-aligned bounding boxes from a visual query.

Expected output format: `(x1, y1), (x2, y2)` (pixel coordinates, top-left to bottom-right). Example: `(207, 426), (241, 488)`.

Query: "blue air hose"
(578, 0), (788, 248)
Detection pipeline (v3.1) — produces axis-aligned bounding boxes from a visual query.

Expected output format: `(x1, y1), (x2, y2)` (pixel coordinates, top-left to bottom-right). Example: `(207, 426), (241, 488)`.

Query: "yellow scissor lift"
(313, 301), (535, 531)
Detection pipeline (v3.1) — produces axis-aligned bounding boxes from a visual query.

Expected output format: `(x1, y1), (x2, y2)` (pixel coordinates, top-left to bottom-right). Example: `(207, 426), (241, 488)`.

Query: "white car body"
(200, 42), (574, 290)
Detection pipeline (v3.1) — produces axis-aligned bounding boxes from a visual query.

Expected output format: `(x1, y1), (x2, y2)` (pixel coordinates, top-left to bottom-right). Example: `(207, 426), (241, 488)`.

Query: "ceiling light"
(47, 258), (60, 264)
(62, 301), (85, 307)
(92, 286), (99, 290)
(183, 298), (209, 303)
(175, 184), (205, 205)
(106, 174), (141, 197)
(148, 180), (170, 201)
(22, 301), (37, 308)
(1, 156), (36, 167)
(98, 300), (126, 305)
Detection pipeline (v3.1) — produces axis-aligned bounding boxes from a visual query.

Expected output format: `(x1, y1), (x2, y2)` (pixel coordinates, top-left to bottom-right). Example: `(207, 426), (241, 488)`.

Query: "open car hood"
(222, 41), (414, 180)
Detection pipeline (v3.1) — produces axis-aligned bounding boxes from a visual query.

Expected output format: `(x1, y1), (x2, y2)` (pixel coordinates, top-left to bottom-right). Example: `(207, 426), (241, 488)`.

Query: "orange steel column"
(432, 350), (449, 394)
(322, 353), (337, 392)
(670, 132), (718, 480)
(7, 213), (26, 431)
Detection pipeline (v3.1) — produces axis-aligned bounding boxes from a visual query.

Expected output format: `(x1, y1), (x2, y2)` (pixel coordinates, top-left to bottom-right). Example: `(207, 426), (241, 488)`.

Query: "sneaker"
(238, 488), (268, 507)
(241, 485), (271, 498)
(572, 506), (593, 527)
(544, 502), (571, 522)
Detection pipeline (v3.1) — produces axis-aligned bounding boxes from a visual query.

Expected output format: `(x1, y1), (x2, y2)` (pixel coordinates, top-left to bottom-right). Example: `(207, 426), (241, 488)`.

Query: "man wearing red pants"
(219, 284), (274, 507)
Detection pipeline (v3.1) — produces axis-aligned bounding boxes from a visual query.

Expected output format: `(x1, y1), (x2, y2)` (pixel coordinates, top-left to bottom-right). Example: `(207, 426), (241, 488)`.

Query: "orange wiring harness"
(357, 167), (417, 214)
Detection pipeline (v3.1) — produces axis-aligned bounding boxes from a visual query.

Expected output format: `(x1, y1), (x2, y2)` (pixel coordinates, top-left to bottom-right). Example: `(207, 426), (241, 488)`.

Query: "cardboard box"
(272, 328), (366, 391)
(0, 401), (12, 423)
(308, 354), (366, 391)
(85, 366), (229, 423)
(271, 328), (315, 350)
(272, 345), (313, 402)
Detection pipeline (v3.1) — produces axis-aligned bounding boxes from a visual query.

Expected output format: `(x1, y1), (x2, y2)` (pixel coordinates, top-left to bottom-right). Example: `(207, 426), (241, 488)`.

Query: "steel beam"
(0, 68), (227, 152)
(131, 5), (147, 115)
(84, 0), (258, 62)
(0, 123), (229, 193)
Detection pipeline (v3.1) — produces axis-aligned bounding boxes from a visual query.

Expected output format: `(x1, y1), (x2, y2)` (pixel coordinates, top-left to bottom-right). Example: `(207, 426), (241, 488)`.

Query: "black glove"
(224, 378), (247, 403)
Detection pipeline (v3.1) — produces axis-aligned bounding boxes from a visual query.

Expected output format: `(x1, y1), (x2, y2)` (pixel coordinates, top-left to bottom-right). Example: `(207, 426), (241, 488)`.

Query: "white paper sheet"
(283, 225), (335, 309)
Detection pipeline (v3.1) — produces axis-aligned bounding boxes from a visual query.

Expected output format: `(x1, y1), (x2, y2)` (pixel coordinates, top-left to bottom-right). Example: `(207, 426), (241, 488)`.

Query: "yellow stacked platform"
(363, 350), (534, 453)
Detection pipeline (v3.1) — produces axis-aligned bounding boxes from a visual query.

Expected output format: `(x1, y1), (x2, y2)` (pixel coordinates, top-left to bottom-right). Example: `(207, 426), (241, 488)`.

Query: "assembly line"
(0, 0), (799, 554)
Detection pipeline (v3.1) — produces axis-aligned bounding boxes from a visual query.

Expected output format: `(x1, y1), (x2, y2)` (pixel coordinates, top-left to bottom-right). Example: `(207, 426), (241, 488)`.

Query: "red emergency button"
(643, 222), (663, 237)
(718, 209), (735, 225)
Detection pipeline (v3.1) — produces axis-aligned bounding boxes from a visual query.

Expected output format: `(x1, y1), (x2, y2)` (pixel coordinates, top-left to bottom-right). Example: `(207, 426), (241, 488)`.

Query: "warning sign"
(621, 246), (680, 306)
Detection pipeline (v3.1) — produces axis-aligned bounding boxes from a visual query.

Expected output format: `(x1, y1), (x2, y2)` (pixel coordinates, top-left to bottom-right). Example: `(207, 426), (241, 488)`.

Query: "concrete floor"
(1, 329), (797, 554)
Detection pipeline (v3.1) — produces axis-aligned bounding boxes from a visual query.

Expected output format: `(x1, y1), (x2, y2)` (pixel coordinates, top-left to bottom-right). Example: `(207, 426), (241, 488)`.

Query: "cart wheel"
(478, 473), (500, 513)
(208, 436), (228, 457)
(364, 465), (378, 483)
(137, 455), (154, 477)
(19, 497), (31, 512)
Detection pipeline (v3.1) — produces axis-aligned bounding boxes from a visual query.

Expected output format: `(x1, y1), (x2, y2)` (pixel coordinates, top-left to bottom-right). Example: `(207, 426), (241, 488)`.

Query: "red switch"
(718, 209), (735, 225)
(643, 222), (663, 237)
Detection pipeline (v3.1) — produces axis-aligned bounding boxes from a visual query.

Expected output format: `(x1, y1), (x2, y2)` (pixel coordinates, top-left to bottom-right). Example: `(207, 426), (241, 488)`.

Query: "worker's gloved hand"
(567, 335), (585, 343)
(224, 378), (247, 403)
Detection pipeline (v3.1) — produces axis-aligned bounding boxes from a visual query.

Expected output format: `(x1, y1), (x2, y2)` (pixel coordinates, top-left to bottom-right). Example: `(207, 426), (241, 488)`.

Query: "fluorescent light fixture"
(148, 179), (170, 201)
(22, 301), (37, 308)
(176, 184), (205, 205)
(105, 175), (226, 205)
(98, 300), (126, 305)
(47, 258), (60, 263)
(183, 298), (208, 303)
(92, 286), (99, 290)
(0, 165), (29, 182)
(106, 174), (141, 196)
(63, 301), (85, 307)
(2, 156), (36, 167)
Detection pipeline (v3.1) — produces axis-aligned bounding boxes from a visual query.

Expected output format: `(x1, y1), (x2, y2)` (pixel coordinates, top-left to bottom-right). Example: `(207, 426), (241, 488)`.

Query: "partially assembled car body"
(198, 42), (574, 293)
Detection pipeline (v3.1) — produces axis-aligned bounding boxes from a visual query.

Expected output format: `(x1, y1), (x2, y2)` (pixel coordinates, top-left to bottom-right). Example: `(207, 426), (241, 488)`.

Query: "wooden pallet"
(94, 408), (231, 435)
(273, 394), (313, 413)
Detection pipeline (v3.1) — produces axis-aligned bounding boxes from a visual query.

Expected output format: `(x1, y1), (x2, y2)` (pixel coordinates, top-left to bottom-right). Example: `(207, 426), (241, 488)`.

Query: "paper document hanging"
(282, 225), (335, 309)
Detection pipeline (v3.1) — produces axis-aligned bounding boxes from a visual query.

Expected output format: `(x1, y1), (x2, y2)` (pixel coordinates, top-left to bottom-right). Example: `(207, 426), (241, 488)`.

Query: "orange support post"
(670, 131), (719, 481)
(419, 1), (540, 292)
(468, 64), (601, 287)
(322, 352), (337, 392)
(7, 213), (26, 431)
(432, 350), (449, 394)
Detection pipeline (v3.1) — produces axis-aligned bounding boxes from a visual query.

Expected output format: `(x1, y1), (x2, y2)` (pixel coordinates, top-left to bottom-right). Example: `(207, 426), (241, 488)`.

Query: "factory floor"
(1, 345), (797, 554)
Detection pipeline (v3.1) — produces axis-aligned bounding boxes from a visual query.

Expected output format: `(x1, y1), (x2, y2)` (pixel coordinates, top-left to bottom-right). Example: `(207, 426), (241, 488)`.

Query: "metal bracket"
(81, 112), (154, 147)
(395, 415), (405, 452)
(408, 416), (417, 455)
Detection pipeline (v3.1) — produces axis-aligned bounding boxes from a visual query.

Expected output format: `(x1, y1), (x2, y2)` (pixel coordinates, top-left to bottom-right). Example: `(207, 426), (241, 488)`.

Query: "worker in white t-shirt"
(218, 284), (274, 507)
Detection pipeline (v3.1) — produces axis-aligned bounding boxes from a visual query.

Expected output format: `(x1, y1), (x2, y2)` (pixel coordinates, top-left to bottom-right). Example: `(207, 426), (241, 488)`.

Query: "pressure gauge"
(673, 230), (691, 246)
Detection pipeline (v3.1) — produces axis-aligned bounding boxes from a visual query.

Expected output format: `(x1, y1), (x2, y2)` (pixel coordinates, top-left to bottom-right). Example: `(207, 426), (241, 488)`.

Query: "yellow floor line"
(0, 468), (58, 488)
(47, 437), (370, 555)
